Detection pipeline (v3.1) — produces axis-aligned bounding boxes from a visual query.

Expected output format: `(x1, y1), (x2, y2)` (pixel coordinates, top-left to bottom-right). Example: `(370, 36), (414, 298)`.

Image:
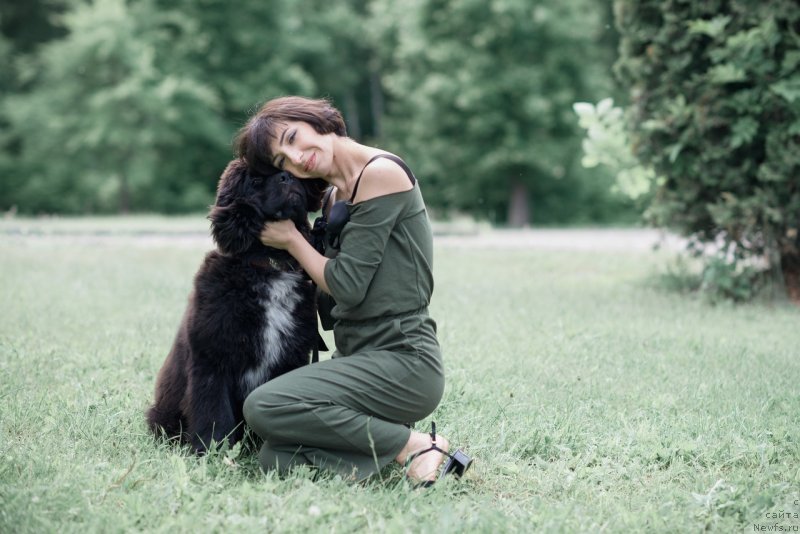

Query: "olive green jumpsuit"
(243, 157), (443, 481)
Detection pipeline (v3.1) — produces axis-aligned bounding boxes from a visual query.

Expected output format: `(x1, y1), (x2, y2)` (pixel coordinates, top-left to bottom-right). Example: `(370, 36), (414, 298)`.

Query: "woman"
(238, 96), (471, 485)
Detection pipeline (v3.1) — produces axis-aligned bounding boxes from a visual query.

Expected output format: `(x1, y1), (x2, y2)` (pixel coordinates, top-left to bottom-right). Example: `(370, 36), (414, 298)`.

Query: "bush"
(613, 0), (800, 302)
(574, 98), (657, 202)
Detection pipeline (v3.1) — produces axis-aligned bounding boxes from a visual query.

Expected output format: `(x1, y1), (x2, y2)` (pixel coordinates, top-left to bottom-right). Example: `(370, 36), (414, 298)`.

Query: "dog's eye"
(251, 177), (263, 187)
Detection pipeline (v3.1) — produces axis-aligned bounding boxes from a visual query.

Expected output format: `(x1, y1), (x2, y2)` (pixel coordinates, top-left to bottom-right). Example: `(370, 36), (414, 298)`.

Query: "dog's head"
(208, 159), (327, 258)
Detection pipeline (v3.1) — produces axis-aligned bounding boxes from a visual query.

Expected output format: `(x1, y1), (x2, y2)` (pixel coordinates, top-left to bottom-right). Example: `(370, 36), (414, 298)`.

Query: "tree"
(286, 0), (374, 140)
(0, 33), (15, 211)
(5, 0), (229, 213)
(2, 0), (383, 213)
(2, 0), (628, 223)
(379, 0), (622, 225)
(614, 0), (800, 301)
(155, 0), (316, 125)
(0, 0), (71, 213)
(0, 0), (70, 55)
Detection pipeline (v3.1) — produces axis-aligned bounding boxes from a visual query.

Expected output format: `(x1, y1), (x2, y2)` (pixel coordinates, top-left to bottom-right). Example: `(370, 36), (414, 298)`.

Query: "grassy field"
(1, 218), (799, 533)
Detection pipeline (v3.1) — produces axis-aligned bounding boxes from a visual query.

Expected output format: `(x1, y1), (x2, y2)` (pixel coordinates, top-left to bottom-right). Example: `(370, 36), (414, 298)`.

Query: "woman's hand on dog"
(260, 220), (299, 250)
(261, 220), (332, 295)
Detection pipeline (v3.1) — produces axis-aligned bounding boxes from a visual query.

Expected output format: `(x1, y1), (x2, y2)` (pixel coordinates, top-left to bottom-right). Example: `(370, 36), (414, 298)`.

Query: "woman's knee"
(243, 384), (278, 436)
(243, 383), (297, 440)
(242, 389), (259, 428)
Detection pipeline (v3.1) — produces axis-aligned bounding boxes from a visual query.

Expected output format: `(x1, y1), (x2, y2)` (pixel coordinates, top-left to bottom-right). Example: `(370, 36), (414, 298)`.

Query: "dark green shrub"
(700, 253), (762, 303)
(614, 0), (800, 302)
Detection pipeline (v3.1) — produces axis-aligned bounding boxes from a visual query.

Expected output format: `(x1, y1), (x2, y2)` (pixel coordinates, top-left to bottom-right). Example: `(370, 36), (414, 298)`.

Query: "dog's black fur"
(145, 159), (326, 453)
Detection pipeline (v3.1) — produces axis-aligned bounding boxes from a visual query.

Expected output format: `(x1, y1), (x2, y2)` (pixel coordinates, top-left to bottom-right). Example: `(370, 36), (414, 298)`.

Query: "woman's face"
(269, 121), (333, 179)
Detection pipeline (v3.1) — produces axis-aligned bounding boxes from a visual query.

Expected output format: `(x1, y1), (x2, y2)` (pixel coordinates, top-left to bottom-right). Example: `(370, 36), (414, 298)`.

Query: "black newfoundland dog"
(146, 159), (326, 453)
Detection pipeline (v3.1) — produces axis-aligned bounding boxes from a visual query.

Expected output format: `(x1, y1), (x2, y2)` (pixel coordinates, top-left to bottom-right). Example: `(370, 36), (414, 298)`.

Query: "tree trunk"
(118, 172), (130, 214)
(781, 250), (800, 304)
(507, 180), (530, 227)
(765, 224), (798, 304)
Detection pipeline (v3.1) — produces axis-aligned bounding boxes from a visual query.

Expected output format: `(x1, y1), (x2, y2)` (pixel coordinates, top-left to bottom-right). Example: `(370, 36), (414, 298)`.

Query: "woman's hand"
(259, 219), (300, 250)
(260, 219), (331, 294)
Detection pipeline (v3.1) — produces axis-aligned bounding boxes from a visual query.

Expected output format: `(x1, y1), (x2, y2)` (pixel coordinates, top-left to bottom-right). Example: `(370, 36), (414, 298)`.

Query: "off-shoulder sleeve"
(323, 191), (411, 308)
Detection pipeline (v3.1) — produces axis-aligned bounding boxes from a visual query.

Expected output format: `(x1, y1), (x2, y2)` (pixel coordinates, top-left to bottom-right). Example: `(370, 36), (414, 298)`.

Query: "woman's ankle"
(400, 431), (450, 481)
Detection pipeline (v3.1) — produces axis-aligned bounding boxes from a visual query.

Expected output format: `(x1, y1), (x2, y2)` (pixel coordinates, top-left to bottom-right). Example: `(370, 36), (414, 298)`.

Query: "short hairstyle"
(235, 96), (347, 175)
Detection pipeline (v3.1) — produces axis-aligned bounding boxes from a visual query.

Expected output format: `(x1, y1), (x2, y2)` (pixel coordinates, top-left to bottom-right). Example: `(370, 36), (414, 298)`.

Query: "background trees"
(612, 0), (800, 300)
(0, 0), (624, 224)
(4, 0), (230, 212)
(381, 0), (626, 225)
(3, 0), (797, 301)
(2, 0), (311, 213)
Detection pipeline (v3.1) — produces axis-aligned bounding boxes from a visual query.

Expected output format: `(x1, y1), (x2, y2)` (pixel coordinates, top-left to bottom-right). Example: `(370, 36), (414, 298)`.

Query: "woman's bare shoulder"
(351, 157), (413, 204)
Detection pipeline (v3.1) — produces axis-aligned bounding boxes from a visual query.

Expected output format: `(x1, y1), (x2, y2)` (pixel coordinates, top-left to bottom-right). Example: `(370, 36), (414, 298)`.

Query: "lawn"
(1, 217), (798, 533)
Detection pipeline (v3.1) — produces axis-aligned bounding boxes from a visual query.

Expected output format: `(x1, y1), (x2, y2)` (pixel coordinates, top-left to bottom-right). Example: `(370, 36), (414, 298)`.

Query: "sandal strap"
(404, 422), (455, 468)
(405, 444), (449, 467)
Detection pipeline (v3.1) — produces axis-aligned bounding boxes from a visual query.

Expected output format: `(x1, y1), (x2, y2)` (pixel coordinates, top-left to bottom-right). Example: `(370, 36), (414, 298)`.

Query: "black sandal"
(405, 422), (473, 487)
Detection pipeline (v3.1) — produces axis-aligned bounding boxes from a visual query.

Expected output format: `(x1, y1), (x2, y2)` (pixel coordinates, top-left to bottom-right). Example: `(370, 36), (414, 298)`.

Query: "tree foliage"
(574, 98), (657, 201)
(614, 0), (800, 300)
(6, 0), (228, 212)
(381, 0), (625, 225)
(0, 0), (626, 225)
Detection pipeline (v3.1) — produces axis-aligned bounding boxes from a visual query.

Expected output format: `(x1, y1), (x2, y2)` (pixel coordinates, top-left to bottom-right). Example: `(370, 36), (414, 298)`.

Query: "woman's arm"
(260, 221), (331, 294)
(287, 231), (330, 294)
(261, 158), (412, 301)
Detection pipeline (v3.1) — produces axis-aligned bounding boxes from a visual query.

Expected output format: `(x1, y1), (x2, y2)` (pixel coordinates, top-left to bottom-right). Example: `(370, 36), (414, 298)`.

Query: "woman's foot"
(396, 430), (450, 483)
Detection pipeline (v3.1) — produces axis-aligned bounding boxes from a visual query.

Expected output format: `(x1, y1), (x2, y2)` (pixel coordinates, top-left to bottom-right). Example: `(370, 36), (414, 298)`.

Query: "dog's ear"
(303, 178), (329, 213)
(209, 159), (263, 255)
(208, 200), (262, 256)
(215, 159), (249, 208)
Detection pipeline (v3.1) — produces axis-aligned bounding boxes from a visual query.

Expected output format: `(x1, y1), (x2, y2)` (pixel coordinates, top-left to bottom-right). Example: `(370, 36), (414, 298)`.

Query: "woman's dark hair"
(235, 96), (347, 175)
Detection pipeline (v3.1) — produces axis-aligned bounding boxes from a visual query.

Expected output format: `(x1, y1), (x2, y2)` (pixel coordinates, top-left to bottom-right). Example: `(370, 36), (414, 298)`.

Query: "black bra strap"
(349, 154), (416, 203)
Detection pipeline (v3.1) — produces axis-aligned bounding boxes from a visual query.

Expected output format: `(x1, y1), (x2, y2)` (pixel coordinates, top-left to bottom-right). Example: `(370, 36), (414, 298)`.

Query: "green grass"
(1, 219), (799, 533)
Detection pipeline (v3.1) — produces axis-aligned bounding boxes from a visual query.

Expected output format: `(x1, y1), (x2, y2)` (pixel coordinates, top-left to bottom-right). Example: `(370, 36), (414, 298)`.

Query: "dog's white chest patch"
(241, 271), (303, 394)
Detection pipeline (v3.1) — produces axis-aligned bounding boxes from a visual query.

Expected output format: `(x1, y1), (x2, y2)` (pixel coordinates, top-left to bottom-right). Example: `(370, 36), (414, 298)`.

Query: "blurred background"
(1, 0), (798, 301)
(0, 0), (630, 225)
